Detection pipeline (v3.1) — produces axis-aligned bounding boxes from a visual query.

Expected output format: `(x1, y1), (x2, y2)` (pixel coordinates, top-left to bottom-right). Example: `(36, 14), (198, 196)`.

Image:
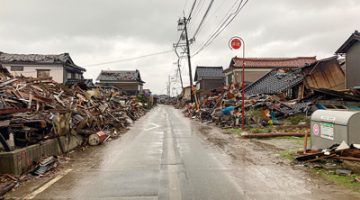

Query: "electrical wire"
(192, 0), (246, 56)
(192, 0), (250, 57)
(189, 0), (205, 27)
(192, 0), (215, 39)
(187, 0), (198, 20)
(85, 50), (173, 67)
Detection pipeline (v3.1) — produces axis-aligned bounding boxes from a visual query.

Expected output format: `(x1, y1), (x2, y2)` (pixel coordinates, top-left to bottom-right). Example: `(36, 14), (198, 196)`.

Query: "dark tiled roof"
(194, 66), (224, 81)
(245, 68), (304, 96)
(231, 57), (316, 68)
(0, 51), (85, 71)
(96, 70), (144, 83)
(335, 30), (360, 54)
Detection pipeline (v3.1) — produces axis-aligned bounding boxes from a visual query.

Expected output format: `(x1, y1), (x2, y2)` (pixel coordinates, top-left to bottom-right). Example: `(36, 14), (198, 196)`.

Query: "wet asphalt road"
(19, 105), (360, 200)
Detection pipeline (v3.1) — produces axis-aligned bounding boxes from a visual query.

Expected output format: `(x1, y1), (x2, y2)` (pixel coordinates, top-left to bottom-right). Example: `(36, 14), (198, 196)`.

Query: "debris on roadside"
(32, 156), (58, 176)
(177, 56), (360, 139)
(0, 175), (18, 198)
(0, 72), (148, 152)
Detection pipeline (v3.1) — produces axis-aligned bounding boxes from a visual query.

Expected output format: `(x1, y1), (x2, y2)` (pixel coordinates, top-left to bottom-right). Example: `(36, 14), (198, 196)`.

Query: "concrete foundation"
(0, 135), (83, 175)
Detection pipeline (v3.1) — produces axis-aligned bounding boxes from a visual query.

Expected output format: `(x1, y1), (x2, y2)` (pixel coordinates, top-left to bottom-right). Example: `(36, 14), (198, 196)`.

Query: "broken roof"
(245, 56), (345, 96)
(244, 68), (304, 96)
(194, 66), (224, 81)
(96, 70), (145, 83)
(335, 30), (360, 54)
(230, 57), (316, 69)
(0, 51), (85, 72)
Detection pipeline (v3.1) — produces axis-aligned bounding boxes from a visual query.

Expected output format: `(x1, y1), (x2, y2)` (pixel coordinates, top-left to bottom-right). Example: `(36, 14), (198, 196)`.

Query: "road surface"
(11, 105), (360, 199)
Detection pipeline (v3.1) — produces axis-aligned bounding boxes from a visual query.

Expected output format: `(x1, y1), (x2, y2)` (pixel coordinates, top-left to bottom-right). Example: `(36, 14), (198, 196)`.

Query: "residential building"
(223, 56), (316, 85)
(96, 70), (145, 95)
(244, 56), (345, 99)
(335, 30), (360, 89)
(0, 52), (85, 83)
(194, 66), (224, 91)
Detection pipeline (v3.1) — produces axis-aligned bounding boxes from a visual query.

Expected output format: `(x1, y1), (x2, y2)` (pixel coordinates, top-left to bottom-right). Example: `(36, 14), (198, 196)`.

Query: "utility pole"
(174, 50), (184, 90)
(177, 17), (194, 102)
(177, 60), (184, 90)
(167, 75), (171, 97)
(183, 17), (194, 102)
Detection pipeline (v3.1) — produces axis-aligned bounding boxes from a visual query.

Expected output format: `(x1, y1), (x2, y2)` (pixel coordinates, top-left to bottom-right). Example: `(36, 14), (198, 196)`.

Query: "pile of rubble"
(182, 84), (360, 131)
(0, 71), (147, 152)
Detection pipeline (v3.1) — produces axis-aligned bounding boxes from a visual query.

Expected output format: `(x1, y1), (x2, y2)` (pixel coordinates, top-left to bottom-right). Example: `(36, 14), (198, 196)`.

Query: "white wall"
(3, 64), (64, 83)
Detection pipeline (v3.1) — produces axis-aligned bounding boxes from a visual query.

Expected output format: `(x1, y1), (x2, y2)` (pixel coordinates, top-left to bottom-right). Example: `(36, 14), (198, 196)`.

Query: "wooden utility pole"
(183, 17), (194, 102)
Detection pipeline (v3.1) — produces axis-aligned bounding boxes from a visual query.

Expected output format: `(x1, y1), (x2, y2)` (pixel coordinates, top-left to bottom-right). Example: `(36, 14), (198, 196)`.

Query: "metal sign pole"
(229, 36), (246, 129)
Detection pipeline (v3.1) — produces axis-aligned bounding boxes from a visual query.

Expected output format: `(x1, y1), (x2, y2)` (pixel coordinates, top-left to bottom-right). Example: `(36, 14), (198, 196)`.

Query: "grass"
(286, 114), (309, 125)
(313, 168), (360, 192)
(280, 150), (297, 160)
(226, 127), (272, 136)
(226, 128), (244, 136)
(276, 136), (305, 142)
(248, 127), (272, 133)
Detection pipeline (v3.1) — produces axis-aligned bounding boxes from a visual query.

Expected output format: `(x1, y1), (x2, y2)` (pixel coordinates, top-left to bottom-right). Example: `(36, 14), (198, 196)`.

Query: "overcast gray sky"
(1, 0), (359, 94)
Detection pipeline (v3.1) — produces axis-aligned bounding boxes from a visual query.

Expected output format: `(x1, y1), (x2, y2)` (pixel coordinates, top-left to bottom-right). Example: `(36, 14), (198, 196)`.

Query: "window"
(37, 69), (50, 78)
(11, 66), (24, 71)
(67, 72), (72, 79)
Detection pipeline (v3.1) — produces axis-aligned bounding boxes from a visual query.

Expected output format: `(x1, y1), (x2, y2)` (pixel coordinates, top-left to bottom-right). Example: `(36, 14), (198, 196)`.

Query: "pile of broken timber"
(0, 74), (146, 150)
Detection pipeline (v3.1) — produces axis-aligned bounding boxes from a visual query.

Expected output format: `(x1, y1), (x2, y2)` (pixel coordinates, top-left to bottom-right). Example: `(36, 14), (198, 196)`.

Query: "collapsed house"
(223, 56), (317, 85)
(245, 56), (346, 99)
(181, 55), (360, 127)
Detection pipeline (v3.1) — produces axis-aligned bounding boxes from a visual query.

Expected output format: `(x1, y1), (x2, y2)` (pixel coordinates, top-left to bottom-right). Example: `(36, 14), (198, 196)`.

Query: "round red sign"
(230, 38), (242, 50)
(313, 124), (320, 136)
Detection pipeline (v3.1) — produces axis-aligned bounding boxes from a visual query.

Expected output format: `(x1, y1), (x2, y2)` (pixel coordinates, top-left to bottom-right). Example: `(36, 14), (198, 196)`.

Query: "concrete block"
(0, 135), (83, 175)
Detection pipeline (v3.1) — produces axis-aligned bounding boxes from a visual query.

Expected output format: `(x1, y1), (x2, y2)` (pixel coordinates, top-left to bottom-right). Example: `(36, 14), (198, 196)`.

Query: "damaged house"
(335, 30), (360, 89)
(223, 56), (317, 85)
(244, 56), (345, 99)
(0, 52), (86, 84)
(194, 66), (224, 90)
(96, 70), (145, 95)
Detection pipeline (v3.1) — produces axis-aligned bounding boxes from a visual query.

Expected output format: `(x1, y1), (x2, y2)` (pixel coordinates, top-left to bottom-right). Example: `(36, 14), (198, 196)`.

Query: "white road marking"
(24, 169), (72, 199)
(144, 123), (160, 131)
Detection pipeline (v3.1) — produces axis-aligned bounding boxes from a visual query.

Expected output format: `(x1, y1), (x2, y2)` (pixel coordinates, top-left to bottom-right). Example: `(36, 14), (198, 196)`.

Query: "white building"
(0, 52), (86, 84)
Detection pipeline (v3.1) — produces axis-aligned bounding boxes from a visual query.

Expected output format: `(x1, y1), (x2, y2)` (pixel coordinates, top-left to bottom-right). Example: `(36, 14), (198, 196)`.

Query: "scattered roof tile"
(245, 68), (304, 96)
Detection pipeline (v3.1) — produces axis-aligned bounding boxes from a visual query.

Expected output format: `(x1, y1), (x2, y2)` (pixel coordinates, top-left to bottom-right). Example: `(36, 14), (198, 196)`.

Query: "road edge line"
(24, 168), (73, 199)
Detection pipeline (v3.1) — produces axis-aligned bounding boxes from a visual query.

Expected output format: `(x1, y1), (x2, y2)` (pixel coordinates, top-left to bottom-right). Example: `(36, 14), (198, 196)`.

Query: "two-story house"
(0, 52), (85, 83)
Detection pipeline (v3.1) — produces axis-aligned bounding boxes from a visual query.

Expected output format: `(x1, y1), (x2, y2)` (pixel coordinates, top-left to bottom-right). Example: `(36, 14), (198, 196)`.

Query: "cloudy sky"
(1, 0), (359, 95)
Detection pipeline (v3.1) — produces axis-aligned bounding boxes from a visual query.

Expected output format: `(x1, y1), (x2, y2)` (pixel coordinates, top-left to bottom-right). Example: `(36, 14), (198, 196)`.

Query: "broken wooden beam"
(0, 108), (32, 115)
(241, 132), (309, 139)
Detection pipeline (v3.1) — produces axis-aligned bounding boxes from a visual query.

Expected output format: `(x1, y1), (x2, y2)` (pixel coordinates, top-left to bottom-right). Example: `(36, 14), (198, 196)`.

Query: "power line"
(192, 0), (215, 39)
(189, 0), (204, 27)
(192, 0), (246, 56)
(85, 50), (173, 67)
(192, 0), (250, 57)
(187, 0), (198, 20)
